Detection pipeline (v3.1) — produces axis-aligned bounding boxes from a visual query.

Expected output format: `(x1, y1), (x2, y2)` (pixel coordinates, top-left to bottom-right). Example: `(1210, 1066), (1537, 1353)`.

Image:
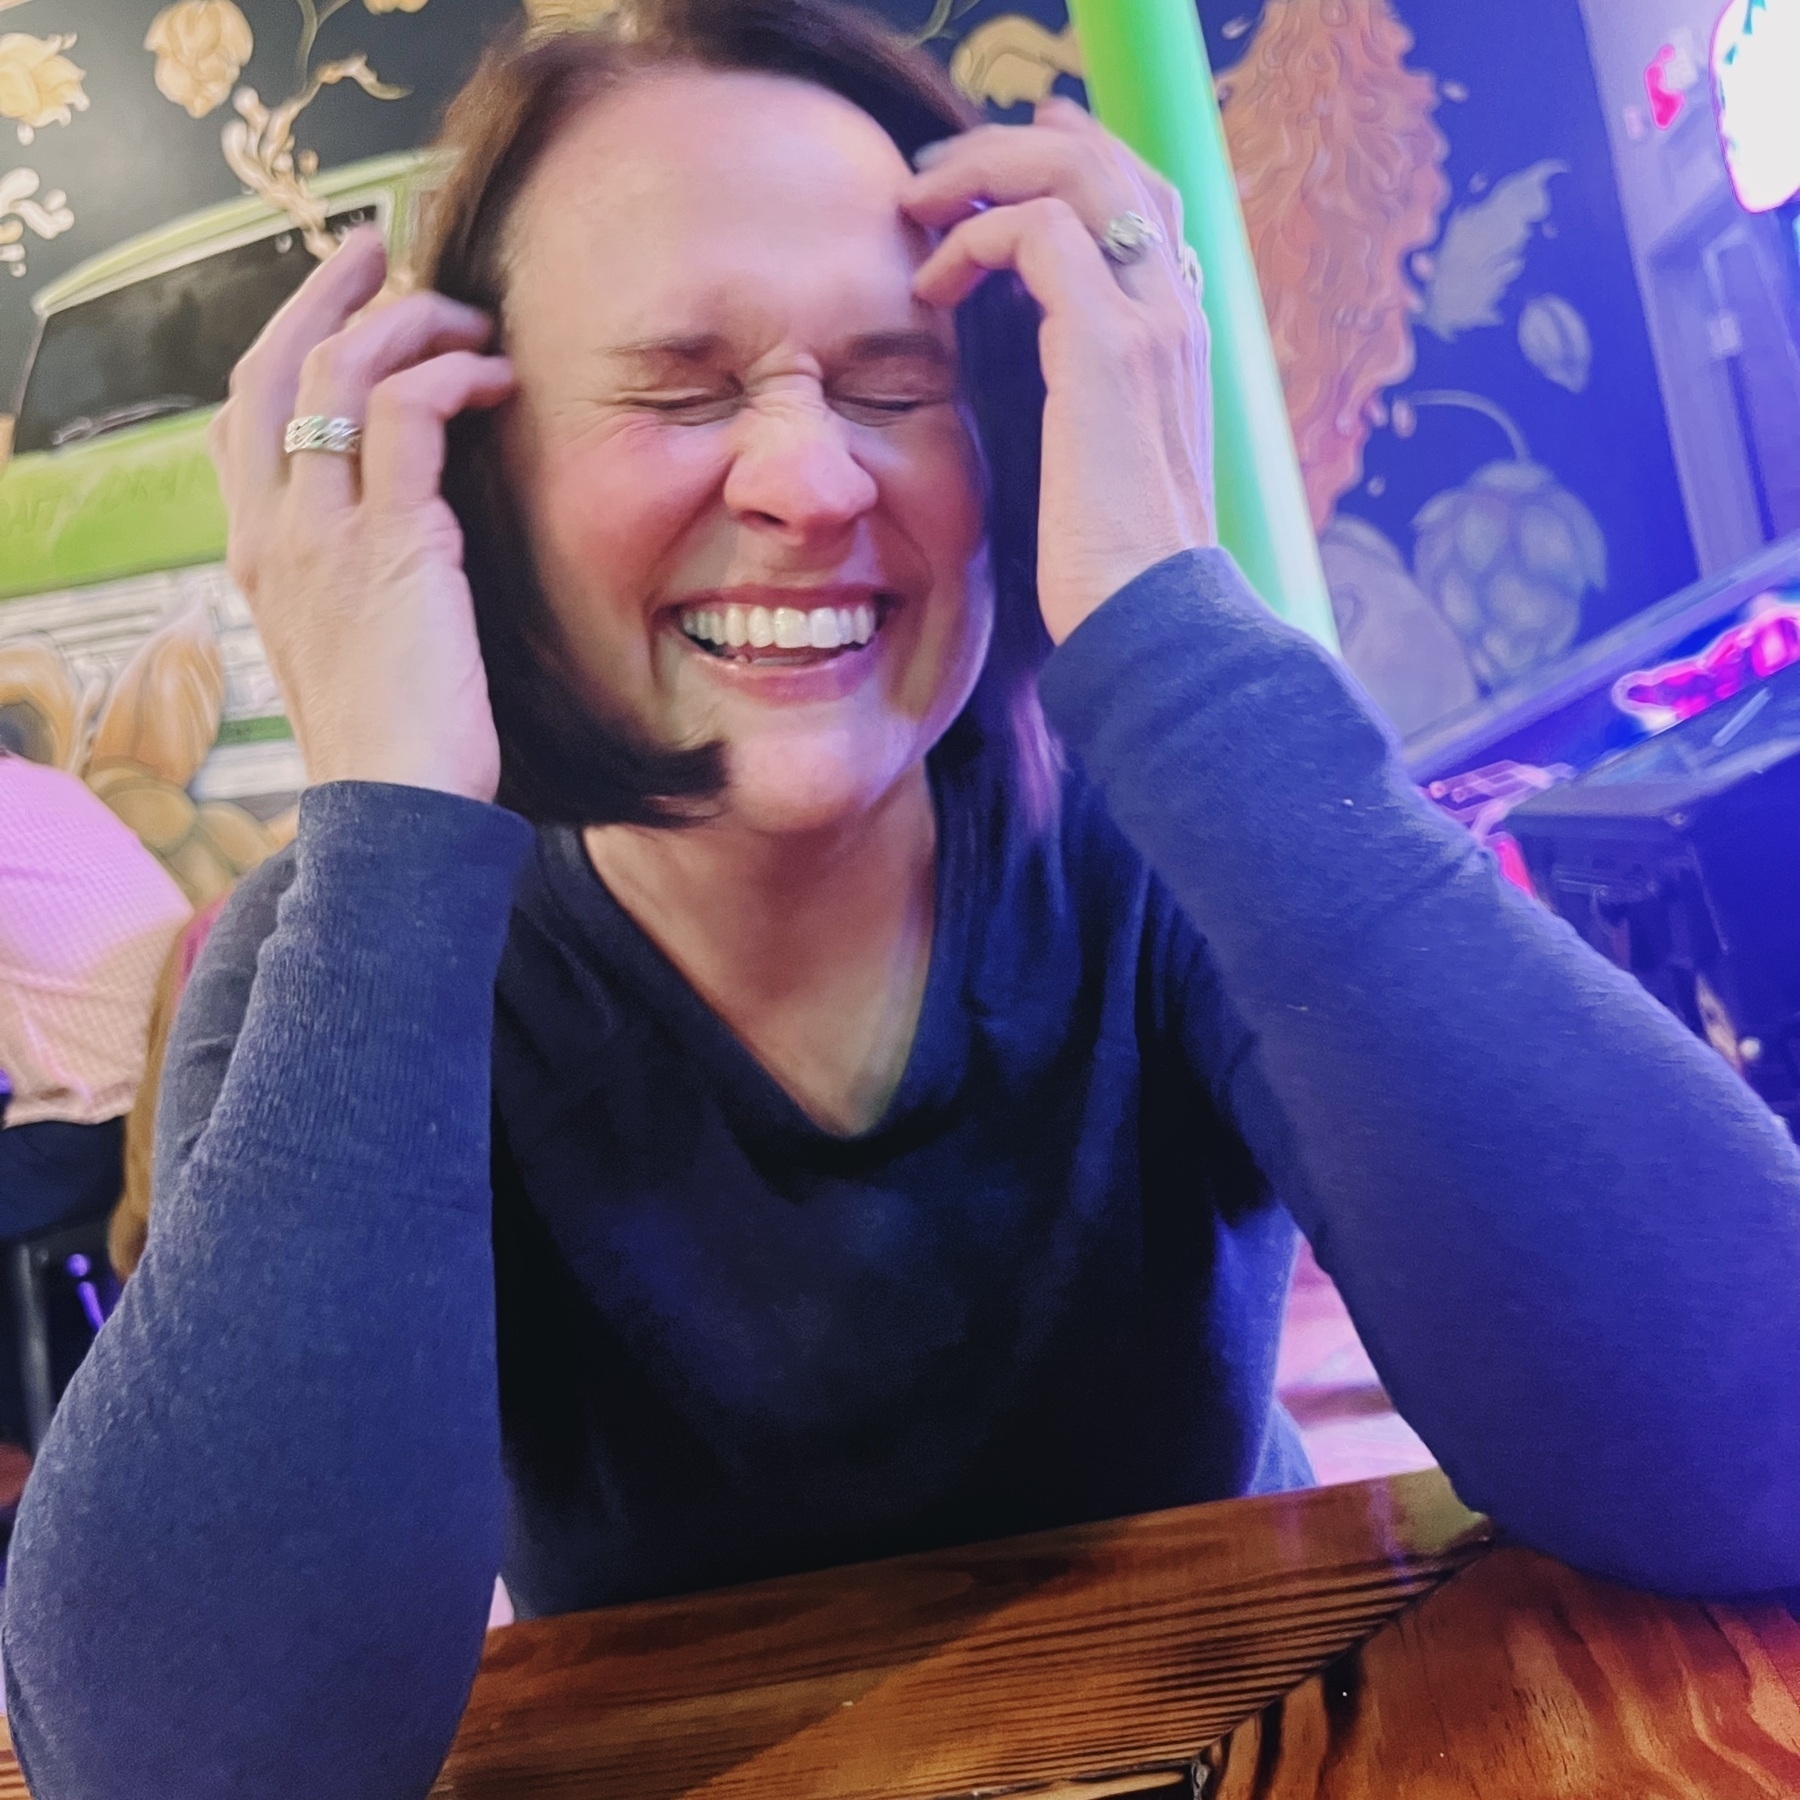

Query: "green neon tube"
(1065, 0), (1338, 648)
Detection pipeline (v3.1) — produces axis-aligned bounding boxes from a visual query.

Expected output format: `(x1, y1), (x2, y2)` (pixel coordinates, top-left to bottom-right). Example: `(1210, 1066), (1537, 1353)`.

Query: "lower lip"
(668, 621), (886, 702)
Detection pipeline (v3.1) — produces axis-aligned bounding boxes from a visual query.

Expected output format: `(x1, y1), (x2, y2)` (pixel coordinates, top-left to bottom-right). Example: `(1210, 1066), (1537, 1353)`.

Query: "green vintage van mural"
(0, 152), (430, 905)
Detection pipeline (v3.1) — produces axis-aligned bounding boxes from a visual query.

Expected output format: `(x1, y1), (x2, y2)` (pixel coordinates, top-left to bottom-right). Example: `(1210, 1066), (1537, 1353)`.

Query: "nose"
(722, 395), (879, 545)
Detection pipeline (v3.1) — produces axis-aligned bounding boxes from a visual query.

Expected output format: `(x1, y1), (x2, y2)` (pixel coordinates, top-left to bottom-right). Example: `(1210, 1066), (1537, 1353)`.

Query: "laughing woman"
(6, 2), (1798, 1796)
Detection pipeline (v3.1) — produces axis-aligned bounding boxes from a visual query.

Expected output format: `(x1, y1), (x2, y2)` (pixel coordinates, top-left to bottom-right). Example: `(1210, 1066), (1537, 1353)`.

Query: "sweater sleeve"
(2, 781), (534, 1800)
(1039, 548), (1800, 1598)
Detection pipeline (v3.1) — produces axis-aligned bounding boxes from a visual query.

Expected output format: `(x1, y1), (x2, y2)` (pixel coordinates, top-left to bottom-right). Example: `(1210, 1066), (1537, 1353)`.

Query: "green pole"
(1065, 0), (1338, 649)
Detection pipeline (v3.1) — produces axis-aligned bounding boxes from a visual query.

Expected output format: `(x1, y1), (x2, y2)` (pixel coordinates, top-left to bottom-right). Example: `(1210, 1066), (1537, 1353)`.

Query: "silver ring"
(284, 415), (362, 457)
(1178, 242), (1203, 303)
(1097, 209), (1165, 265)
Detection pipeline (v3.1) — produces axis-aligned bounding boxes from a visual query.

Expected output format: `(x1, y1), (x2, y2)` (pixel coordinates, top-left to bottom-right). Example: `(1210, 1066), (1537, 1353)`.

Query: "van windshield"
(11, 205), (377, 455)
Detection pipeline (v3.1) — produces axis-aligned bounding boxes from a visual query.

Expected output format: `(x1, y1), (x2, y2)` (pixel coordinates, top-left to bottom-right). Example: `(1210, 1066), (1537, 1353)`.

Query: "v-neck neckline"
(534, 765), (977, 1149)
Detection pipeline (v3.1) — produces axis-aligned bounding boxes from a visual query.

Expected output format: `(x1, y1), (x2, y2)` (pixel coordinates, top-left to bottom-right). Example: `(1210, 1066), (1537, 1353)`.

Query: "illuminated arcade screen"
(1714, 0), (1800, 212)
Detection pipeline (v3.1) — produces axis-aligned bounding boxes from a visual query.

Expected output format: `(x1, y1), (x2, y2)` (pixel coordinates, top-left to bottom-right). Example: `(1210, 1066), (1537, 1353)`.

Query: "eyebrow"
(606, 330), (954, 371)
(839, 331), (955, 370)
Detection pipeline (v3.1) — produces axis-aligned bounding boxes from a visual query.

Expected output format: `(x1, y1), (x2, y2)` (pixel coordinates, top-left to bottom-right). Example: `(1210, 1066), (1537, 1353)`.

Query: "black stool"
(8, 1213), (113, 1452)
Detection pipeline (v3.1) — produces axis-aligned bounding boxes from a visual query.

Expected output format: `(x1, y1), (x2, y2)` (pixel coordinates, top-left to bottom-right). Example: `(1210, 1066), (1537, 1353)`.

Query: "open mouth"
(676, 597), (888, 665)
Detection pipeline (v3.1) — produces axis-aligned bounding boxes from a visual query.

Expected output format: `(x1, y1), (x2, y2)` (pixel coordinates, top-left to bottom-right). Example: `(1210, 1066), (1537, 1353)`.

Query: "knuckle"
(298, 332), (353, 397)
(1028, 194), (1080, 232)
(365, 371), (411, 425)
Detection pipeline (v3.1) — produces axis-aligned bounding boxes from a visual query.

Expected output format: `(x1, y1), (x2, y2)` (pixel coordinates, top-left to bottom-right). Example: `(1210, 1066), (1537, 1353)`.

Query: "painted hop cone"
(1413, 459), (1606, 691)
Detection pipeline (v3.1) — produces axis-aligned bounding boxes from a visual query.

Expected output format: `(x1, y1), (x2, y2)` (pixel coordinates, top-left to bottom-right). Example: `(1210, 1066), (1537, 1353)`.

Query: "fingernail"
(912, 139), (952, 170)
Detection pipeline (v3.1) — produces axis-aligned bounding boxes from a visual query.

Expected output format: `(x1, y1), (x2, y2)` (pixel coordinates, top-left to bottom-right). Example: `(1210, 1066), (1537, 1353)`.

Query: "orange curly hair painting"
(1222, 0), (1450, 533)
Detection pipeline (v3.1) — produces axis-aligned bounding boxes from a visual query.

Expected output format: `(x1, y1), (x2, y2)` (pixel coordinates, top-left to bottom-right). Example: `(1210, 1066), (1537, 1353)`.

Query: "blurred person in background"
(0, 726), (191, 1441)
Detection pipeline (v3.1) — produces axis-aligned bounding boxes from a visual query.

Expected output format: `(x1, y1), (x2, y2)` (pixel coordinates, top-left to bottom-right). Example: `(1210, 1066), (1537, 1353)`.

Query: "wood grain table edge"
(431, 1471), (1493, 1799)
(0, 1472), (1491, 1800)
(1198, 1546), (1800, 1798)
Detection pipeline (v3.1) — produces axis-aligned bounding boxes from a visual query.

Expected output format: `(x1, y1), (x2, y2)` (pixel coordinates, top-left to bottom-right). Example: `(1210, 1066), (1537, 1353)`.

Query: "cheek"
(893, 412), (987, 575)
(535, 424), (728, 592)
(880, 417), (993, 707)
(525, 426), (732, 717)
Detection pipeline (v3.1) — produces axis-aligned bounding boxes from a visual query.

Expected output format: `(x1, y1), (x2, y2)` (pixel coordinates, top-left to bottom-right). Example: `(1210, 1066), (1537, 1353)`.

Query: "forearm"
(1042, 550), (1800, 1595)
(3, 784), (534, 1800)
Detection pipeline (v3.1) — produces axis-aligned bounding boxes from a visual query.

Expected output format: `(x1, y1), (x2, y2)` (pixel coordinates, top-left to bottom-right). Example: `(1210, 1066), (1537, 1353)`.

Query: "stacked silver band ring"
(283, 415), (363, 457)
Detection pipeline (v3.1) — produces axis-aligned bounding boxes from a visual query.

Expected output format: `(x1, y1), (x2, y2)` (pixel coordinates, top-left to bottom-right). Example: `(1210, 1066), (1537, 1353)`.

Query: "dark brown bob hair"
(415, 0), (1056, 829)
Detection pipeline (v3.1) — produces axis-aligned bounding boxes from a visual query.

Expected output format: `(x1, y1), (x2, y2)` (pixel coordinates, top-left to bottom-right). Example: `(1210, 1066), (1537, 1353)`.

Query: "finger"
(360, 352), (516, 513)
(902, 122), (1137, 239)
(286, 295), (497, 509)
(913, 194), (1127, 318)
(1030, 98), (1188, 272)
(224, 227), (390, 495)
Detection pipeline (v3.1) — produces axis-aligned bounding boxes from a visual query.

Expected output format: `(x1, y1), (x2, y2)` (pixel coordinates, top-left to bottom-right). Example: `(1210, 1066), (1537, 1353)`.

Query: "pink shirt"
(0, 755), (192, 1128)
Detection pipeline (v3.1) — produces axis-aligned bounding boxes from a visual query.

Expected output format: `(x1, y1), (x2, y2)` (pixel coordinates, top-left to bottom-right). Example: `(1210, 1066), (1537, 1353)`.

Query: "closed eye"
(631, 389), (742, 422)
(831, 394), (939, 423)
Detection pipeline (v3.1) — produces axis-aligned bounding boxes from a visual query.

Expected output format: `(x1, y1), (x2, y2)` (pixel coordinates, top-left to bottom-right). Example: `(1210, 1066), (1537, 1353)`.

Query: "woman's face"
(502, 68), (992, 835)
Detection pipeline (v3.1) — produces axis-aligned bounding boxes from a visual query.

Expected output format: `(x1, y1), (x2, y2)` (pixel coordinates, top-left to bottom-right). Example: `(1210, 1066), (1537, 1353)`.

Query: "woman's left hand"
(903, 97), (1216, 647)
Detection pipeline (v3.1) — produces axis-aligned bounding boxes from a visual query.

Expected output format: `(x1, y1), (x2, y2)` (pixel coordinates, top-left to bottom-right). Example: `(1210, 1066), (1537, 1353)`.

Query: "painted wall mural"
(0, 13), (85, 284)
(949, 0), (1695, 742)
(0, 0), (1698, 902)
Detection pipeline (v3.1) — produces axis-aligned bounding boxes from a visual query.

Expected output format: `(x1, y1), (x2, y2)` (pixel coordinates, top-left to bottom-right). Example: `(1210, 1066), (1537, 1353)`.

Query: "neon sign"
(1612, 594), (1800, 731)
(1714, 0), (1800, 212)
(1646, 36), (1699, 131)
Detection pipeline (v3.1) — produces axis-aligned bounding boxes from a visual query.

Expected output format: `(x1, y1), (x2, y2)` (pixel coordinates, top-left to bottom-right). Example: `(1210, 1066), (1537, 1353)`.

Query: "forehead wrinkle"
(605, 330), (952, 371)
(610, 333), (727, 365)
(501, 71), (938, 374)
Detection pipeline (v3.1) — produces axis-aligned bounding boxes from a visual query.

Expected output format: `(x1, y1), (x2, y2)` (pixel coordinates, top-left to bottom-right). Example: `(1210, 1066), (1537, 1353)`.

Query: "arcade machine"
(1500, 1), (1800, 1132)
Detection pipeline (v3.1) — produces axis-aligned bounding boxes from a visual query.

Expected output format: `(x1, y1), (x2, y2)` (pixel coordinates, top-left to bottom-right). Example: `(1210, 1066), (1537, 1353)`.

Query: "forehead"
(507, 68), (928, 347)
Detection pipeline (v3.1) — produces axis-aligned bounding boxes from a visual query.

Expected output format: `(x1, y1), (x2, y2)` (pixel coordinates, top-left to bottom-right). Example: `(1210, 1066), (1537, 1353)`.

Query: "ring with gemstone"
(283, 415), (363, 457)
(1097, 210), (1166, 266)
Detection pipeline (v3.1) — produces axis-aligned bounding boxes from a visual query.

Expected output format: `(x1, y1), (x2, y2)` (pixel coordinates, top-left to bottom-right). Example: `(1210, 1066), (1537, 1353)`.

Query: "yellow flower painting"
(950, 16), (1082, 110)
(145, 0), (255, 121)
(147, 0), (422, 259)
(523, 0), (622, 28)
(0, 165), (73, 280)
(0, 30), (88, 145)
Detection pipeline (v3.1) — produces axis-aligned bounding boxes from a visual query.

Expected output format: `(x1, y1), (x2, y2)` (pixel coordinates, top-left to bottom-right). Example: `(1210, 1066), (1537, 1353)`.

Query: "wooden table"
(428, 1469), (1800, 1799)
(1, 1469), (1793, 1797)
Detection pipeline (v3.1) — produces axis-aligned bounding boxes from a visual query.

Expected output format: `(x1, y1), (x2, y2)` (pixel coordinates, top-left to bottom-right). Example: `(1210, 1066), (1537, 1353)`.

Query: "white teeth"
(681, 599), (883, 653)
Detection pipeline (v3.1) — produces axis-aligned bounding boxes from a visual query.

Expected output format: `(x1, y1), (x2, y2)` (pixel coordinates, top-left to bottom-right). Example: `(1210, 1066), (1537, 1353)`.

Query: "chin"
(720, 728), (923, 836)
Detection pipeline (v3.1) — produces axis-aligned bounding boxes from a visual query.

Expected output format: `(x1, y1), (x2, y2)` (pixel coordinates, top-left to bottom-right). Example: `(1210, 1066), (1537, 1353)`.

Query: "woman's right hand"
(209, 226), (517, 803)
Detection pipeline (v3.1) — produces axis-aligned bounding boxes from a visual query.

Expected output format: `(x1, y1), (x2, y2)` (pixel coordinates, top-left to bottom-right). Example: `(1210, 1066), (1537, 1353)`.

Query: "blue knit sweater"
(6, 551), (1798, 1800)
